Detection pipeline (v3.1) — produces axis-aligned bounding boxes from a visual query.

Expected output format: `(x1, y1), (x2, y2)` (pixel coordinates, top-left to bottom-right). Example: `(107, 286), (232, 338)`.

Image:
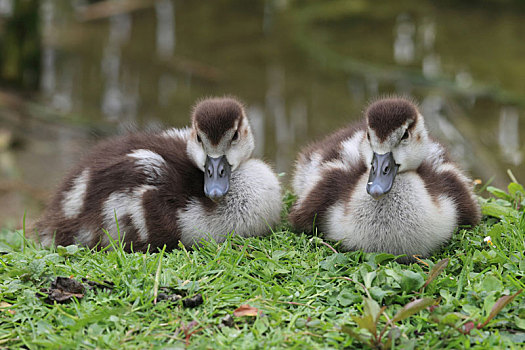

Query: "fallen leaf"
(233, 304), (261, 317)
(0, 302), (15, 315)
(39, 277), (85, 304)
(182, 320), (200, 346)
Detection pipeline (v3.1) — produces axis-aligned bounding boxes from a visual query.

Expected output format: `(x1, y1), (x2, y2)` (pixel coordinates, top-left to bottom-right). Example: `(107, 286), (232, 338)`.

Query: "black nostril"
(219, 168), (225, 177)
(207, 168), (212, 177)
(383, 166), (389, 174)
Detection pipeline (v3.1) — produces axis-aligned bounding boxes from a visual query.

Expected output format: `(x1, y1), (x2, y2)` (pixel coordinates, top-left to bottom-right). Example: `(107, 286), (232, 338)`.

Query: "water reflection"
(40, 0), (56, 99)
(499, 107), (522, 165)
(394, 14), (416, 65)
(1, 0), (525, 228)
(0, 0), (12, 16)
(158, 73), (177, 107)
(455, 70), (473, 90)
(420, 19), (441, 78)
(155, 0), (175, 59)
(422, 95), (466, 160)
(101, 13), (131, 122)
(266, 64), (293, 171)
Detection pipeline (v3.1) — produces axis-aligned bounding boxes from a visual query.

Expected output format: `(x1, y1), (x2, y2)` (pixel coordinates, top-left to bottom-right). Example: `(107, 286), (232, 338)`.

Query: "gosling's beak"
(366, 152), (399, 200)
(204, 155), (231, 201)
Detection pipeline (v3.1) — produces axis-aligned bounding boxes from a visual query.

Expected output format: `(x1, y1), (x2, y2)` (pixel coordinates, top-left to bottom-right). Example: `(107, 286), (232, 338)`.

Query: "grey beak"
(204, 155), (231, 201)
(366, 152), (399, 200)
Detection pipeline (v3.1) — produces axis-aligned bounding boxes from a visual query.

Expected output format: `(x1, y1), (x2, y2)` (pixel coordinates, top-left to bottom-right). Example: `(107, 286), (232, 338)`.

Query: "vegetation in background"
(0, 0), (40, 90)
(0, 182), (524, 349)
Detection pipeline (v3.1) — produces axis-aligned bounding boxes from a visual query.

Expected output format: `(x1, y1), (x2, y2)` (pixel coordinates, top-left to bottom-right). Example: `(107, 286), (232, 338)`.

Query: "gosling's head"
(363, 97), (429, 199)
(187, 97), (255, 201)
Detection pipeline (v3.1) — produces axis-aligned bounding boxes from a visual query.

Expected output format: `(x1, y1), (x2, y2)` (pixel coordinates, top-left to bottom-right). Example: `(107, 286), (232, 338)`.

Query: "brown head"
(187, 97), (255, 201)
(363, 97), (429, 199)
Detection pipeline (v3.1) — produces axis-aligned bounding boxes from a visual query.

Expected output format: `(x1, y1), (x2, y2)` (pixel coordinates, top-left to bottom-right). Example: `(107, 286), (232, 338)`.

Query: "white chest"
(177, 159), (282, 247)
(324, 172), (457, 257)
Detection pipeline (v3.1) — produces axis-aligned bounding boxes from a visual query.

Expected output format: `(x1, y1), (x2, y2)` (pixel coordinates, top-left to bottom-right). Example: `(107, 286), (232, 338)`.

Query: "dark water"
(1, 0), (525, 228)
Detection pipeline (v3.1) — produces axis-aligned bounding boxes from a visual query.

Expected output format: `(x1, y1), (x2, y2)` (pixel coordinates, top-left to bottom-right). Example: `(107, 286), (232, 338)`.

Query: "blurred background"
(1, 0), (525, 229)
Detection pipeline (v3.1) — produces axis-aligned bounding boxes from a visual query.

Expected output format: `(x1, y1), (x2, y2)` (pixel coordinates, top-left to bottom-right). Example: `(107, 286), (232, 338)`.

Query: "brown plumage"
(35, 97), (282, 252)
(36, 133), (207, 251)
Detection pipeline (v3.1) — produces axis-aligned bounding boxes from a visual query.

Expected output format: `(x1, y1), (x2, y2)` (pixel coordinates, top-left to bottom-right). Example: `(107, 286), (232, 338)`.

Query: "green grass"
(0, 188), (524, 349)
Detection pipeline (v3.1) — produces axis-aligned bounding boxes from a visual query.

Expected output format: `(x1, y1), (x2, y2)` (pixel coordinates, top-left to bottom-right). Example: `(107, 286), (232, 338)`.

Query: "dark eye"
(367, 132), (371, 141)
(232, 130), (239, 142)
(197, 135), (202, 143)
(401, 130), (409, 140)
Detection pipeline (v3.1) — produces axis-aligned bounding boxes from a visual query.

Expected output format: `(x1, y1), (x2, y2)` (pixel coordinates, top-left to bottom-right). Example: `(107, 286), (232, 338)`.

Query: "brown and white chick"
(36, 97), (282, 252)
(289, 97), (481, 261)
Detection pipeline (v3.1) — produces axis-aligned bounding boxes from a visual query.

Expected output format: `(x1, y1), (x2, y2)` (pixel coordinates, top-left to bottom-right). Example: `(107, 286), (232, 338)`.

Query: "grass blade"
(152, 246), (166, 305)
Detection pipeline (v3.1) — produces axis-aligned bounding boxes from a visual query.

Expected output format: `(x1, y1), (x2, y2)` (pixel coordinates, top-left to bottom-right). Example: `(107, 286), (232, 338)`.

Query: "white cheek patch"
(128, 149), (166, 182)
(62, 169), (90, 219)
(186, 140), (206, 170)
(226, 130), (255, 170)
(360, 139), (373, 168)
(102, 185), (157, 244)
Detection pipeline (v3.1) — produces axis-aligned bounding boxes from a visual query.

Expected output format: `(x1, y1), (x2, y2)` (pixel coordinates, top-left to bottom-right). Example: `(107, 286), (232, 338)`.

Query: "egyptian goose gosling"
(289, 97), (480, 261)
(37, 97), (282, 251)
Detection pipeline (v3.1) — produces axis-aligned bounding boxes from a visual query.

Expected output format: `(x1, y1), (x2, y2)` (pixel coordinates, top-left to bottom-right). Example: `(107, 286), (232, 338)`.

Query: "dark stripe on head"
(366, 98), (418, 141)
(192, 97), (244, 145)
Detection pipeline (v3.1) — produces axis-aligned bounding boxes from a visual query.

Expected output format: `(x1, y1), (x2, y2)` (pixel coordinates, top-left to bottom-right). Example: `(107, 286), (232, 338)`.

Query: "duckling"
(289, 97), (481, 261)
(36, 97), (282, 252)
